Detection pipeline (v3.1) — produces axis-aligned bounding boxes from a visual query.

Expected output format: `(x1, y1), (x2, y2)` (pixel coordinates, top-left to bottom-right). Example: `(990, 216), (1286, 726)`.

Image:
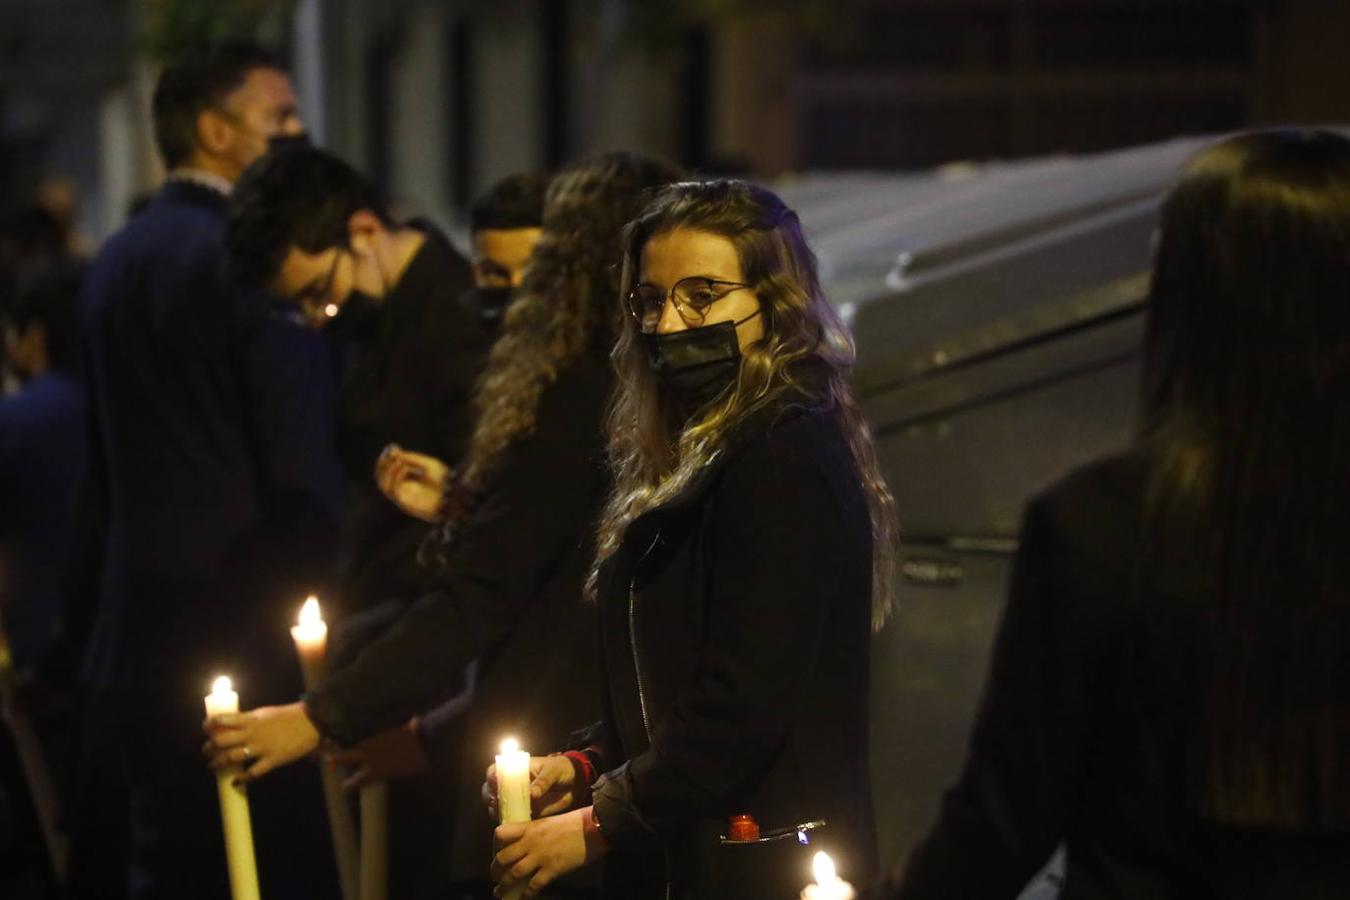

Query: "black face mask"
(325, 290), (384, 341)
(474, 286), (514, 330)
(641, 311), (759, 409)
(267, 132), (313, 154)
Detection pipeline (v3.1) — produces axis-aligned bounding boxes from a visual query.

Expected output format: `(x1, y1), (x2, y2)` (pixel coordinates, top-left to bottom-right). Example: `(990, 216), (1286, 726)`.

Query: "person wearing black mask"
(227, 147), (487, 896)
(484, 180), (898, 899)
(465, 172), (549, 333)
(228, 146), (483, 617)
(205, 152), (685, 900)
(70, 43), (342, 898)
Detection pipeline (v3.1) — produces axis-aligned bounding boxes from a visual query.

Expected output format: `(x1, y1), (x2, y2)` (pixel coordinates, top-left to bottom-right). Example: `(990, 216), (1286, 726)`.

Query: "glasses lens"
(629, 285), (663, 331)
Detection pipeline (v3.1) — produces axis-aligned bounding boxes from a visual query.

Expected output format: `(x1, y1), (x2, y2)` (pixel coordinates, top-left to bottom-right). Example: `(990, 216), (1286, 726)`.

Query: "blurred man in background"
(67, 43), (343, 899)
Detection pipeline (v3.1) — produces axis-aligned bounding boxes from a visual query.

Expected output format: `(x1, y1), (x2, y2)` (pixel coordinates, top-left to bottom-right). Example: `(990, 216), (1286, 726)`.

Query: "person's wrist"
(580, 805), (609, 860)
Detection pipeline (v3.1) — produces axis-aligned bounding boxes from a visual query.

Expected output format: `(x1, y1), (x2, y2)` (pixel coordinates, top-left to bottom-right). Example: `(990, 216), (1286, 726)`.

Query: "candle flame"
(299, 595), (323, 627)
(324, 303), (340, 318)
(500, 737), (519, 754)
(212, 675), (233, 694)
(813, 851), (837, 886)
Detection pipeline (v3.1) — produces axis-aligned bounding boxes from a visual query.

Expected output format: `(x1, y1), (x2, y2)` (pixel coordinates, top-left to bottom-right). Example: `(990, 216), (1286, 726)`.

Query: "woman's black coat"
(891, 453), (1350, 900)
(588, 399), (879, 899)
(304, 352), (610, 882)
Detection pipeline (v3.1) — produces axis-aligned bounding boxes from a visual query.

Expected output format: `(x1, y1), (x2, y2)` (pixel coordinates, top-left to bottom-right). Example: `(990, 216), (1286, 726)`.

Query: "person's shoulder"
(718, 404), (857, 507)
(1024, 451), (1148, 566)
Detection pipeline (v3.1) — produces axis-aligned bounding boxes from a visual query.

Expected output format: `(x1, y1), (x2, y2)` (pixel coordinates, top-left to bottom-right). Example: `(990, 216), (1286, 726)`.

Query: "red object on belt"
(726, 814), (760, 842)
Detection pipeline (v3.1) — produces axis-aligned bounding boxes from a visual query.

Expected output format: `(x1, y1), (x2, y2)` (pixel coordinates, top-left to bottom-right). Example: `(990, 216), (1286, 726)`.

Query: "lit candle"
(288, 597), (359, 900)
(204, 676), (260, 900)
(495, 738), (532, 900)
(324, 303), (340, 318)
(801, 851), (856, 900)
(290, 596), (329, 689)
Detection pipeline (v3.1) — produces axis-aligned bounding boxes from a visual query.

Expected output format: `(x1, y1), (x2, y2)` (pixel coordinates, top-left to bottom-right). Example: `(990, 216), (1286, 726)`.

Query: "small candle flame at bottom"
(500, 737), (520, 754)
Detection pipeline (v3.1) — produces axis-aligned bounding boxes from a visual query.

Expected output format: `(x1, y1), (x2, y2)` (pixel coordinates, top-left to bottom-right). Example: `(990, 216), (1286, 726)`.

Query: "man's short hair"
(152, 42), (284, 169)
(470, 172), (550, 233)
(226, 146), (391, 291)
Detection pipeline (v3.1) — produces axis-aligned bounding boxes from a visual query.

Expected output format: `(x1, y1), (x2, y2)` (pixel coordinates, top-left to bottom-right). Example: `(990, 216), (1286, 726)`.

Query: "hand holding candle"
(801, 851), (856, 900)
(495, 738), (532, 900)
(205, 676), (261, 900)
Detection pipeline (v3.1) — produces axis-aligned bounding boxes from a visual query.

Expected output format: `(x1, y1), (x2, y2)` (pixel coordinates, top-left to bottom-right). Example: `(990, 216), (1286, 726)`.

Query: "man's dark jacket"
(77, 179), (343, 690)
(588, 395), (879, 900)
(329, 223), (485, 616)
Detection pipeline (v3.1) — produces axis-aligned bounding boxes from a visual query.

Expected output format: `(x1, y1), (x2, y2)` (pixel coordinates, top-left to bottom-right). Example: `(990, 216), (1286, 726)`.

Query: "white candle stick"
(801, 851), (856, 900)
(359, 782), (388, 900)
(289, 596), (360, 900)
(496, 738), (532, 900)
(205, 676), (261, 900)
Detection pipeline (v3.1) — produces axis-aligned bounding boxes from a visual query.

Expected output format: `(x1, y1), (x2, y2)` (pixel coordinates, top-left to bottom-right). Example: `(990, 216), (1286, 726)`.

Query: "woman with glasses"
(488, 180), (899, 899)
(888, 130), (1350, 899)
(204, 152), (683, 898)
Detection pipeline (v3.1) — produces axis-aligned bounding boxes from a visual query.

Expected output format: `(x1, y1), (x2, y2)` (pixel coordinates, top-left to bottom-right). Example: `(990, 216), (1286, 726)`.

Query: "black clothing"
(71, 178), (343, 898)
(332, 224), (484, 614)
(305, 353), (610, 885)
(891, 454), (1350, 900)
(588, 400), (878, 899)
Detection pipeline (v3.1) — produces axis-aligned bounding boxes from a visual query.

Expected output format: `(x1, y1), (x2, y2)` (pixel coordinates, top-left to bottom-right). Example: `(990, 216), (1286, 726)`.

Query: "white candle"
(204, 676), (261, 900)
(290, 595), (329, 689)
(495, 738), (532, 900)
(359, 783), (388, 900)
(288, 597), (359, 900)
(801, 851), (856, 900)
(495, 737), (531, 825)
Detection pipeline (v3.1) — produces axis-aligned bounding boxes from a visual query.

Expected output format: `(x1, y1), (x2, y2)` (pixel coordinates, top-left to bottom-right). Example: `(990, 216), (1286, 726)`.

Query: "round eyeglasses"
(625, 276), (751, 333)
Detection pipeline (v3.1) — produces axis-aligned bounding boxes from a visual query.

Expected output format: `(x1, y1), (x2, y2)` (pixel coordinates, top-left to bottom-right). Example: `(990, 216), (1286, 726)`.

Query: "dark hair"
(152, 42), (284, 169)
(426, 151), (683, 557)
(225, 146), (391, 290)
(469, 172), (551, 232)
(1139, 128), (1350, 829)
(1, 259), (84, 373)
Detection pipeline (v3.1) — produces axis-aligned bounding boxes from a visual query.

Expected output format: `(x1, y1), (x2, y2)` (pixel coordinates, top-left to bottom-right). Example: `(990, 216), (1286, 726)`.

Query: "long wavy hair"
(587, 180), (898, 629)
(427, 152), (684, 554)
(1139, 129), (1350, 828)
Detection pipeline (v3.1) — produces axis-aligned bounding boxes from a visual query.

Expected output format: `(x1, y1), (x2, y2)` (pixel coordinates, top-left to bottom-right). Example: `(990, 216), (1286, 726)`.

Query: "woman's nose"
(655, 296), (687, 334)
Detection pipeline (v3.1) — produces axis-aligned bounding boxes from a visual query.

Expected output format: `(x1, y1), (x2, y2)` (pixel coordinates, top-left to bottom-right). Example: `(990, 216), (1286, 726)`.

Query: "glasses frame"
(294, 245), (345, 310)
(626, 276), (751, 332)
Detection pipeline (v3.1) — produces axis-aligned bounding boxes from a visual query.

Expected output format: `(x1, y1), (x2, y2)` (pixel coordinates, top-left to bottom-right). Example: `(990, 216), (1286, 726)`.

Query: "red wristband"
(562, 750), (597, 787)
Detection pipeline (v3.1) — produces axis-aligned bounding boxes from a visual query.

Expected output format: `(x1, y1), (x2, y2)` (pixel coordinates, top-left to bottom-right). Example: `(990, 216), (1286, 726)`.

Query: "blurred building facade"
(3, 0), (1347, 240)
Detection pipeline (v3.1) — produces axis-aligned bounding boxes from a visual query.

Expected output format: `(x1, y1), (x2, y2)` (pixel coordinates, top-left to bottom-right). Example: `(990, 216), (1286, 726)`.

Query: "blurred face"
(637, 228), (763, 349)
(209, 67), (302, 178)
(472, 227), (542, 289)
(270, 212), (389, 327)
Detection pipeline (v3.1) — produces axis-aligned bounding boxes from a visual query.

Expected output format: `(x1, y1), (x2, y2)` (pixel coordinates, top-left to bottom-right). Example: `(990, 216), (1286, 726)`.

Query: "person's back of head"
(1139, 128), (1350, 831)
(470, 172), (550, 235)
(1, 258), (85, 381)
(152, 42), (301, 181)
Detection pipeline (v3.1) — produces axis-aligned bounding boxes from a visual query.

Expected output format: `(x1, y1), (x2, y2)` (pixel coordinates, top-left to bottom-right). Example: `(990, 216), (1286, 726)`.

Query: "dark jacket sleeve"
(592, 421), (859, 847)
(304, 366), (606, 746)
(888, 499), (1082, 900)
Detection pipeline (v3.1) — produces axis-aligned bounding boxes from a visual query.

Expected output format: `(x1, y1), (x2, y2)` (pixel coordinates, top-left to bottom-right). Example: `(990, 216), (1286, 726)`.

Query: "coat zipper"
(627, 576), (670, 900)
